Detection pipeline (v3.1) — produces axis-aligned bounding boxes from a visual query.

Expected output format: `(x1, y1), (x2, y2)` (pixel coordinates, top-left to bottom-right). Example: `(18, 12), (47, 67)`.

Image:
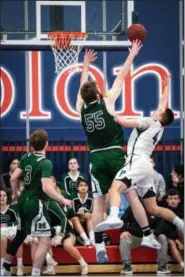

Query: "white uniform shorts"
(115, 156), (156, 198)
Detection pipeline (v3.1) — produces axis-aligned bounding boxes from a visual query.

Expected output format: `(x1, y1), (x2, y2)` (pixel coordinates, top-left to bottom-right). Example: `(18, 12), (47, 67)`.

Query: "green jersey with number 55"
(81, 99), (124, 151)
(18, 152), (52, 200)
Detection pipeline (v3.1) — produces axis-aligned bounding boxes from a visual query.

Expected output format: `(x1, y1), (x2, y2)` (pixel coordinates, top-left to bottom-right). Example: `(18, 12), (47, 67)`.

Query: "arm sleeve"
(137, 117), (154, 130)
(158, 174), (166, 196)
(41, 160), (53, 178)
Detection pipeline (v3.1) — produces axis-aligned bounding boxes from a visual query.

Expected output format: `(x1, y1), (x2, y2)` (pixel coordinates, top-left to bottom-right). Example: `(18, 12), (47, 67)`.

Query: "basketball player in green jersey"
(1, 129), (71, 276)
(76, 41), (143, 263)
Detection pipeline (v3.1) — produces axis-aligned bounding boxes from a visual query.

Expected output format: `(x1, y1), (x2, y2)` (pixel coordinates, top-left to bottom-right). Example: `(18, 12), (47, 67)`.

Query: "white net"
(48, 32), (88, 74)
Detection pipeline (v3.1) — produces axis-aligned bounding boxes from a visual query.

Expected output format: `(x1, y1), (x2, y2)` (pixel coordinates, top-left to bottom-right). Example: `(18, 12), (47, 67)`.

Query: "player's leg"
(70, 217), (90, 245)
(0, 236), (8, 269)
(86, 217), (95, 245)
(142, 196), (184, 233)
(90, 154), (109, 263)
(16, 245), (24, 276)
(1, 230), (27, 276)
(63, 235), (88, 275)
(168, 239), (184, 270)
(31, 236), (51, 276)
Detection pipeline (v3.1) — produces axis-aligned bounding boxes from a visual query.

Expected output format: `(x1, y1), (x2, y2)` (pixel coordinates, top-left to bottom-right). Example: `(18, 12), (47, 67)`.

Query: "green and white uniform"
(59, 172), (87, 197)
(81, 98), (126, 197)
(18, 152), (52, 237)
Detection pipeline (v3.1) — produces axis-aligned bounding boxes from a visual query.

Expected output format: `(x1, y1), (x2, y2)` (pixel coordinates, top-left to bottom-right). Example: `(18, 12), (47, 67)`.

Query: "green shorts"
(89, 147), (126, 197)
(18, 197), (51, 237)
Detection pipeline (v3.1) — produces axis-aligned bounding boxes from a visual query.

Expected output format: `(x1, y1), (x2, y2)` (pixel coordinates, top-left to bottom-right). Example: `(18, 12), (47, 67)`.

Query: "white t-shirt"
(127, 117), (164, 159)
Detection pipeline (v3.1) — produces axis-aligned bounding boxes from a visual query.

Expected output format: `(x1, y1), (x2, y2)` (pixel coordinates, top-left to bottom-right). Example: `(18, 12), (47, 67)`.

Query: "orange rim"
(48, 31), (87, 48)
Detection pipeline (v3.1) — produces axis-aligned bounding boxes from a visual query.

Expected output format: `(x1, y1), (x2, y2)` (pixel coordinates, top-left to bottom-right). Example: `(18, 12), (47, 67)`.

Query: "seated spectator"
(59, 158), (88, 197)
(151, 154), (166, 202)
(0, 159), (23, 199)
(0, 190), (24, 276)
(69, 180), (94, 246)
(155, 189), (184, 271)
(166, 165), (184, 206)
(119, 205), (170, 274)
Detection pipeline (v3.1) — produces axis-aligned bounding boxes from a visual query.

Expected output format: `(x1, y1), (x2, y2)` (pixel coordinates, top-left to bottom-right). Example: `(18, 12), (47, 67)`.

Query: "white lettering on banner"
(20, 52), (51, 120)
(0, 52), (180, 120)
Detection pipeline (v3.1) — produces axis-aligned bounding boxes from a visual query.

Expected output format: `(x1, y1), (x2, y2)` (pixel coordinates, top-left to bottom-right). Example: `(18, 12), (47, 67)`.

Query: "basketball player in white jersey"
(96, 75), (184, 247)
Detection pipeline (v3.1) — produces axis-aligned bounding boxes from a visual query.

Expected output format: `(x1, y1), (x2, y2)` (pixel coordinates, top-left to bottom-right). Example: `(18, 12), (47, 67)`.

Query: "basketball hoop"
(48, 31), (88, 74)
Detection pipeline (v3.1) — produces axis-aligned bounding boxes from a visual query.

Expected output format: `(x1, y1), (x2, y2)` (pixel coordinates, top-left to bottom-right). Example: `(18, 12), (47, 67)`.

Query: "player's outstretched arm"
(114, 114), (139, 128)
(10, 168), (23, 202)
(158, 75), (170, 111)
(76, 49), (97, 113)
(105, 40), (143, 103)
(42, 178), (72, 207)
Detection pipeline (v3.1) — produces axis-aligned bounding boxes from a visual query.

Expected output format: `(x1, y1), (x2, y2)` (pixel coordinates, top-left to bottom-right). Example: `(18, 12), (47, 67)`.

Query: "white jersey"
(127, 117), (164, 159)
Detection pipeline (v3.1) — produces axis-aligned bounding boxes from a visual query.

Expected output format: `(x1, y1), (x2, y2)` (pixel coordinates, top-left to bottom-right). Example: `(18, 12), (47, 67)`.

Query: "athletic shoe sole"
(96, 249), (108, 264)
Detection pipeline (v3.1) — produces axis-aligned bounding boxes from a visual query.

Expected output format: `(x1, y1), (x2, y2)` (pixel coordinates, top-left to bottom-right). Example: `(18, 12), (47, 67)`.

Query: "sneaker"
(157, 264), (171, 274)
(42, 266), (56, 275)
(95, 216), (123, 232)
(80, 264), (88, 275)
(141, 233), (161, 250)
(120, 264), (133, 274)
(95, 243), (108, 264)
(51, 235), (63, 246)
(47, 258), (58, 267)
(0, 267), (11, 276)
(84, 239), (91, 246)
(16, 266), (24, 276)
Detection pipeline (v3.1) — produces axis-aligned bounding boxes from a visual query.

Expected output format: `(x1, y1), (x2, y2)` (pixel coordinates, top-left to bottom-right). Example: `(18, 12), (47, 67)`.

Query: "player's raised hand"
(84, 49), (97, 63)
(129, 39), (143, 57)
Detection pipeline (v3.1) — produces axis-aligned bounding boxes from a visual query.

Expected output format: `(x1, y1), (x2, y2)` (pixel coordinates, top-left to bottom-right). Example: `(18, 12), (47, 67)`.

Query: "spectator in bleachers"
(119, 204), (170, 274)
(151, 154), (166, 202)
(69, 180), (94, 246)
(0, 159), (23, 197)
(166, 165), (184, 205)
(0, 190), (24, 276)
(59, 158), (88, 197)
(154, 189), (184, 271)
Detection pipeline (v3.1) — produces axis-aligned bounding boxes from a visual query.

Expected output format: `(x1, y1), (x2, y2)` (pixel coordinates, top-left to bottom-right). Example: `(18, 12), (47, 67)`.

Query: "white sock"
(78, 257), (87, 266)
(80, 232), (89, 241)
(172, 216), (184, 231)
(31, 267), (41, 276)
(17, 258), (23, 267)
(1, 258), (4, 266)
(46, 252), (53, 262)
(180, 261), (184, 268)
(95, 241), (106, 251)
(89, 231), (95, 242)
(110, 206), (119, 217)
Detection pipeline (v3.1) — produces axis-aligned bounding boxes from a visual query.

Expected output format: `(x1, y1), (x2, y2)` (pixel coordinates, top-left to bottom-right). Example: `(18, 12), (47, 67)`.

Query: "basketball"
(127, 24), (147, 42)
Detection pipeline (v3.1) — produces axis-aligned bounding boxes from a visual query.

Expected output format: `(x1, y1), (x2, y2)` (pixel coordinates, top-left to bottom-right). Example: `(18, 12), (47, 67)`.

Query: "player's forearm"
(43, 184), (65, 203)
(158, 84), (169, 110)
(80, 61), (89, 87)
(10, 179), (18, 196)
(112, 53), (135, 90)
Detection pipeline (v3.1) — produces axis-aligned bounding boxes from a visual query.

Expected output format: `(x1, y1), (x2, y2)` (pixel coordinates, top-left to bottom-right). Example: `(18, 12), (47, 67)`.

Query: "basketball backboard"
(0, 0), (135, 50)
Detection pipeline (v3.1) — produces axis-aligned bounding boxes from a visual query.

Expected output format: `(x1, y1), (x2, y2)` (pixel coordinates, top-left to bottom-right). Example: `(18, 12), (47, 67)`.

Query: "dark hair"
(150, 152), (156, 161)
(29, 129), (48, 151)
(0, 190), (10, 204)
(160, 108), (174, 126)
(174, 164), (184, 177)
(166, 188), (180, 198)
(77, 180), (89, 187)
(80, 80), (101, 104)
(68, 157), (78, 164)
